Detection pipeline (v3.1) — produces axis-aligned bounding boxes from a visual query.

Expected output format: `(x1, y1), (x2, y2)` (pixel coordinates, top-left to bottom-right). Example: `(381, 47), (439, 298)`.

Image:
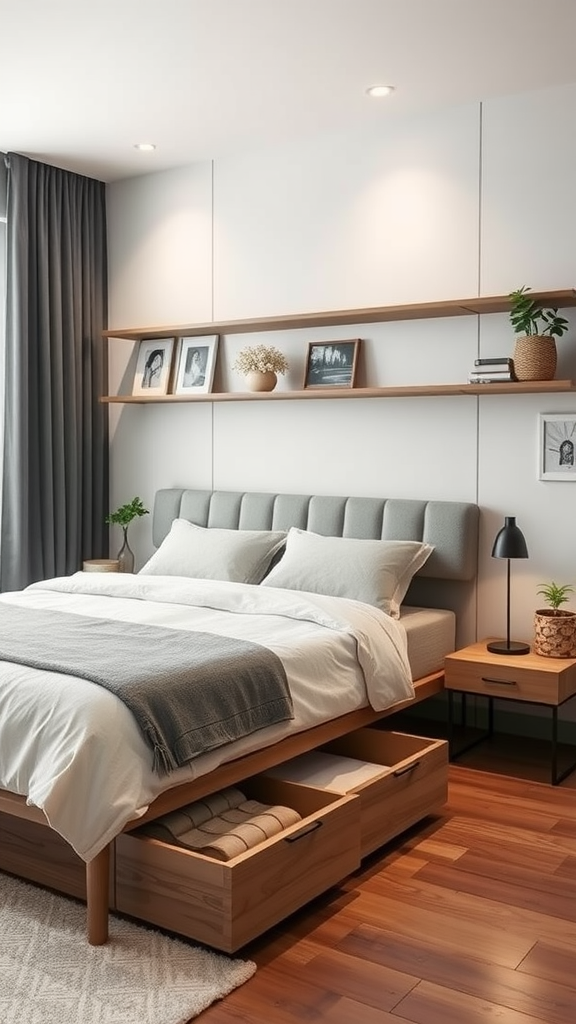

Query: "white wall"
(106, 85), (576, 670)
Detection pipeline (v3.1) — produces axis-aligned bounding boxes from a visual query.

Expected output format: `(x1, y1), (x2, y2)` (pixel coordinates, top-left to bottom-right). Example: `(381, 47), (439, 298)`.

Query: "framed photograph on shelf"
(304, 339), (361, 389)
(538, 413), (576, 481)
(174, 335), (219, 395)
(131, 338), (175, 397)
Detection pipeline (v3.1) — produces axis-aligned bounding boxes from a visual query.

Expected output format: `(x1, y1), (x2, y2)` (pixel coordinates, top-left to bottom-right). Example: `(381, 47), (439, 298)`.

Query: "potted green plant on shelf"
(232, 344), (289, 392)
(105, 496), (149, 573)
(534, 581), (576, 658)
(509, 286), (570, 382)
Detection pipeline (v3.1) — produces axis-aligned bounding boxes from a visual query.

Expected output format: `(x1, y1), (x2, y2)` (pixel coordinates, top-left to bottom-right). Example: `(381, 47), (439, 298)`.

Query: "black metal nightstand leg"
(550, 705), (576, 785)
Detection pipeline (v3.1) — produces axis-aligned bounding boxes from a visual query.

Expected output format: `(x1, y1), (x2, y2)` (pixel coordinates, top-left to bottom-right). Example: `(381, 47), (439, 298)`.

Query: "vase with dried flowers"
(233, 344), (289, 392)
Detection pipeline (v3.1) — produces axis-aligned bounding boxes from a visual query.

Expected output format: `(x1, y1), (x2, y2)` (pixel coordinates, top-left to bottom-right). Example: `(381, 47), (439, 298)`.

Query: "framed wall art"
(174, 335), (219, 395)
(304, 339), (361, 389)
(131, 338), (175, 397)
(538, 412), (576, 481)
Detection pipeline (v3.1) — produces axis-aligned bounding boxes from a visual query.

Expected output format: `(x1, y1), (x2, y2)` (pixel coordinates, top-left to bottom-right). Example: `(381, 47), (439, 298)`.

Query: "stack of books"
(468, 357), (516, 384)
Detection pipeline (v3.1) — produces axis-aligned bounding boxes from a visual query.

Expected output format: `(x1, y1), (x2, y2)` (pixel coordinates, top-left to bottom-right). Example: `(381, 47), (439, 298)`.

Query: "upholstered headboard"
(152, 488), (479, 625)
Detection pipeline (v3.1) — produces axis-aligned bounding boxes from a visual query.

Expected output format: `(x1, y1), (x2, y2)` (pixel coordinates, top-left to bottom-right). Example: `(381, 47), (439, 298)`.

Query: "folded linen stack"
(142, 786), (302, 860)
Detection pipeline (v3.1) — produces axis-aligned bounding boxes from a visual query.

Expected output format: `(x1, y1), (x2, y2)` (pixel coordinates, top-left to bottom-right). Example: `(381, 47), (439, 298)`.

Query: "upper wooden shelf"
(100, 380), (576, 405)
(103, 289), (576, 341)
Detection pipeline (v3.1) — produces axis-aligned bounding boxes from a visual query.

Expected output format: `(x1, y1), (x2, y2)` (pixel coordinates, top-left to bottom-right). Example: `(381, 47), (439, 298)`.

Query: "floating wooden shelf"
(103, 289), (576, 341)
(100, 380), (576, 405)
(102, 289), (576, 403)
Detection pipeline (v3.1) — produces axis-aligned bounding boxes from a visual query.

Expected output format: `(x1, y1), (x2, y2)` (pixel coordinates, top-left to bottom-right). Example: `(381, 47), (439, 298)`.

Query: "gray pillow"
(139, 518), (286, 584)
(261, 527), (434, 617)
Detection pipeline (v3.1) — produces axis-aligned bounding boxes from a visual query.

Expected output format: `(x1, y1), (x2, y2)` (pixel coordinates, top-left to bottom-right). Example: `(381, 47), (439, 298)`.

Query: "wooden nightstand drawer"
(445, 641), (576, 705)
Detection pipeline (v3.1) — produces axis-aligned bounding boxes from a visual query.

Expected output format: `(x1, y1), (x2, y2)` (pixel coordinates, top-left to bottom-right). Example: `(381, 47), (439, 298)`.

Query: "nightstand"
(82, 559), (120, 572)
(444, 640), (576, 784)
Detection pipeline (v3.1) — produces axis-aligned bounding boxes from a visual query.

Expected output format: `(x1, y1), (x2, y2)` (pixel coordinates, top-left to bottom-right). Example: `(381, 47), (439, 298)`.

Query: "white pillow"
(139, 518), (286, 584)
(260, 528), (434, 617)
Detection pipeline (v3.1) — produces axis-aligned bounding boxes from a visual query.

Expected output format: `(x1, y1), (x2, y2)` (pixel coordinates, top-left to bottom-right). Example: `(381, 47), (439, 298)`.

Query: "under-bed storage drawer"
(115, 776), (359, 953)
(268, 729), (447, 859)
(323, 730), (448, 856)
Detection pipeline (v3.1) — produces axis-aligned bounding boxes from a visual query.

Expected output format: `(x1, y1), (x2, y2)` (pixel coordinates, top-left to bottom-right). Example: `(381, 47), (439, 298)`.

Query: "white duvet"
(0, 573), (413, 861)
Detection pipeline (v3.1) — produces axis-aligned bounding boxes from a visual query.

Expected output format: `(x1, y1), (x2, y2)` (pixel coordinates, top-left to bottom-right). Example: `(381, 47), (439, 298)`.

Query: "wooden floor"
(198, 739), (576, 1023)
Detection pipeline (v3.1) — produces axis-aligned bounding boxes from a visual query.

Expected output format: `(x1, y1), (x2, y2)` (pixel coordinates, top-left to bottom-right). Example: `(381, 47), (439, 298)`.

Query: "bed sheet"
(0, 573), (413, 861)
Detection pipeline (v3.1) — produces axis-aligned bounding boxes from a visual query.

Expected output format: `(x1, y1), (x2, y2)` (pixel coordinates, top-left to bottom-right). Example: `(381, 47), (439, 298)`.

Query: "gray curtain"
(1, 152), (108, 591)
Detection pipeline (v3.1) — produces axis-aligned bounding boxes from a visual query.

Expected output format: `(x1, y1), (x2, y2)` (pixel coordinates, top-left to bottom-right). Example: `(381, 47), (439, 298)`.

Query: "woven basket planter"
(513, 335), (557, 381)
(534, 609), (576, 658)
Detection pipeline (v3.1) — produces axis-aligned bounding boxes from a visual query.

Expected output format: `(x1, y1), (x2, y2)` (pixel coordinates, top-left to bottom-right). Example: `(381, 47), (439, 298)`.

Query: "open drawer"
(268, 729), (448, 858)
(114, 775), (360, 953)
(323, 729), (448, 856)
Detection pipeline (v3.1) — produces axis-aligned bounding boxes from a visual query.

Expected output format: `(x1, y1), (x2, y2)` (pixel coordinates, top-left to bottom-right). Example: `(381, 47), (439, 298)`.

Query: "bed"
(0, 488), (479, 945)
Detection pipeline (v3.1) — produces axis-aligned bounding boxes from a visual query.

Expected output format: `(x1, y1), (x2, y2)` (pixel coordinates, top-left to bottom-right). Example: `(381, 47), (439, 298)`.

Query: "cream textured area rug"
(0, 871), (256, 1023)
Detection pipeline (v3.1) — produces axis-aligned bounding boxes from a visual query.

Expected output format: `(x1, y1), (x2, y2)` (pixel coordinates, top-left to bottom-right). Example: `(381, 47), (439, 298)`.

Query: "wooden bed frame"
(0, 671), (443, 944)
(0, 488), (479, 944)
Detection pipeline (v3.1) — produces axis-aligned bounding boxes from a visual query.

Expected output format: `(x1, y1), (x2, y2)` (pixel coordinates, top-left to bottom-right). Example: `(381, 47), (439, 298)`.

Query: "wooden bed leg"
(86, 844), (110, 945)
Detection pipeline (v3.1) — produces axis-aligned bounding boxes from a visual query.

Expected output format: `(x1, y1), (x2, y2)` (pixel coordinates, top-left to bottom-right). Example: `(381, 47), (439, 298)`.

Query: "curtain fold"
(1, 153), (108, 591)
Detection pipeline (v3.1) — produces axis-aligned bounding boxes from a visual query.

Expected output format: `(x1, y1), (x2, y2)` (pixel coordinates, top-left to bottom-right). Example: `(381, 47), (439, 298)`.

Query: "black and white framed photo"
(539, 413), (576, 480)
(132, 338), (175, 397)
(304, 339), (361, 389)
(174, 335), (219, 395)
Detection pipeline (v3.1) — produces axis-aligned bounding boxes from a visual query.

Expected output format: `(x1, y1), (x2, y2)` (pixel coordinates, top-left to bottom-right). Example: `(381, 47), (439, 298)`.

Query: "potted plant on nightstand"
(509, 286), (570, 381)
(106, 496), (149, 573)
(534, 581), (576, 658)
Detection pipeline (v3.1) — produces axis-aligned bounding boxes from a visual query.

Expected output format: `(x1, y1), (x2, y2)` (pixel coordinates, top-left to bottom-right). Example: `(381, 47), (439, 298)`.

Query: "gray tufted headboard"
(152, 488), (479, 624)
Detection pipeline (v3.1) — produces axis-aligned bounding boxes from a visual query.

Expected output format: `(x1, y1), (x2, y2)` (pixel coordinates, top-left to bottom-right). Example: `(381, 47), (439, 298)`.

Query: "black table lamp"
(487, 516), (530, 656)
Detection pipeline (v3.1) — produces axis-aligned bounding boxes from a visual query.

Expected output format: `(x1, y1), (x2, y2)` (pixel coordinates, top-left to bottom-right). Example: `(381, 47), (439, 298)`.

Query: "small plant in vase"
(534, 581), (576, 658)
(509, 286), (570, 381)
(233, 344), (289, 392)
(105, 496), (149, 573)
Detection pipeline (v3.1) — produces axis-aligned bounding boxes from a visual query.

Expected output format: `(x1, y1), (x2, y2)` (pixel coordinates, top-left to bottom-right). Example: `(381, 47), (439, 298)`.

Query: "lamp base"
(486, 639), (530, 656)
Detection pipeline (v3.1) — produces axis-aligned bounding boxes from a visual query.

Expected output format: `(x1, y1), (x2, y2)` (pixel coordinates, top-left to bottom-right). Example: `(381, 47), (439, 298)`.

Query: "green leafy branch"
(105, 496), (149, 528)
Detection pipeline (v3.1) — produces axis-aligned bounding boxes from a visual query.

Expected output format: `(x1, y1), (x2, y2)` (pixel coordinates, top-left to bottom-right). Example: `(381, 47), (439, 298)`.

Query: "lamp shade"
(491, 516), (529, 560)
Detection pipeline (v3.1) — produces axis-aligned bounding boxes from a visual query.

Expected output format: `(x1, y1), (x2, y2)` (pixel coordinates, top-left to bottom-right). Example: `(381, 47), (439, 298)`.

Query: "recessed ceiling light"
(366, 85), (395, 98)
(133, 143), (156, 152)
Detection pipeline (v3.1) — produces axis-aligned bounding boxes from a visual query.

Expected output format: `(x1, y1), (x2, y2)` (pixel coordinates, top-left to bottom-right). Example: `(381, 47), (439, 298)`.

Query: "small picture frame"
(538, 413), (576, 480)
(132, 338), (175, 397)
(174, 335), (219, 395)
(304, 339), (361, 389)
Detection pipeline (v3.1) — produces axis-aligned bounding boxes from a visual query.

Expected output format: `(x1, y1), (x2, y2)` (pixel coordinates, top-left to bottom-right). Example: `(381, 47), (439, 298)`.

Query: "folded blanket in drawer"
(0, 605), (294, 774)
(143, 787), (302, 860)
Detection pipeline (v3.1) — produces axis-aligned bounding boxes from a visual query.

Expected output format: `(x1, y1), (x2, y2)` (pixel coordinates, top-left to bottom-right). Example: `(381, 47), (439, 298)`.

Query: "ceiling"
(2, 0), (576, 183)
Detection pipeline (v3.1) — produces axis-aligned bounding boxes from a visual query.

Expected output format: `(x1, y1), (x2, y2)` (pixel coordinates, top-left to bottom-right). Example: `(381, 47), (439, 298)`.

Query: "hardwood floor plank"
(517, 940), (576, 988)
(433, 816), (576, 859)
(295, 947), (417, 1012)
(321, 996), (405, 1023)
(415, 859), (576, 918)
(394, 978), (553, 1024)
(333, 889), (534, 968)
(357, 875), (576, 947)
(338, 924), (576, 1023)
(554, 855), (576, 880)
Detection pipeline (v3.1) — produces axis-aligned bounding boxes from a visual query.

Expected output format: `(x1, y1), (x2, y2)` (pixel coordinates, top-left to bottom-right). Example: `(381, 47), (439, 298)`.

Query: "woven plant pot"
(513, 335), (557, 381)
(534, 609), (576, 658)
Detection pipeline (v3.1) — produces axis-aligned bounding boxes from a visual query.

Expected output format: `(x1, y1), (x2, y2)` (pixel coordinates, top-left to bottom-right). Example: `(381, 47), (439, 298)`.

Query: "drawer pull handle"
(481, 676), (517, 686)
(284, 820), (323, 843)
(393, 760), (421, 778)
